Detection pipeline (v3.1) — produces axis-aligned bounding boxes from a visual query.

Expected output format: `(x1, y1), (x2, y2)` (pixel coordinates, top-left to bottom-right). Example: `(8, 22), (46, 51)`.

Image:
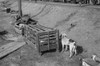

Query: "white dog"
(61, 33), (77, 57)
(69, 41), (77, 58)
(82, 59), (90, 66)
(61, 33), (70, 52)
(92, 54), (100, 63)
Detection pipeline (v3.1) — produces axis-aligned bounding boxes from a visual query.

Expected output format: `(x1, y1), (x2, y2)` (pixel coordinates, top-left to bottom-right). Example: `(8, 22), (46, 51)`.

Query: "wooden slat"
(39, 35), (48, 39)
(29, 25), (42, 32)
(49, 34), (56, 37)
(35, 25), (46, 31)
(27, 25), (37, 32)
(49, 40), (56, 44)
(40, 42), (48, 46)
(37, 24), (53, 31)
(49, 37), (56, 40)
(29, 24), (49, 31)
(0, 41), (25, 58)
(38, 32), (48, 36)
(49, 30), (57, 34)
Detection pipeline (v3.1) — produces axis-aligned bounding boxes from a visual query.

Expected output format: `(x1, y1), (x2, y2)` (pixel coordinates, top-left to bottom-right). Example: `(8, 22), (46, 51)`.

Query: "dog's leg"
(62, 44), (64, 52)
(69, 48), (73, 58)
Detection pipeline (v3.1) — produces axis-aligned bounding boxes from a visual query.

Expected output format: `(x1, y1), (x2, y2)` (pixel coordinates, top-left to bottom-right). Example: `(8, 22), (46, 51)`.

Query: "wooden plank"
(56, 30), (59, 52)
(49, 34), (56, 37)
(49, 30), (57, 34)
(49, 37), (56, 40)
(29, 24), (47, 31)
(40, 42), (48, 46)
(35, 25), (46, 31)
(26, 25), (37, 32)
(0, 41), (26, 58)
(38, 32), (48, 36)
(29, 25), (41, 32)
(37, 24), (53, 31)
(49, 40), (56, 44)
(39, 35), (48, 39)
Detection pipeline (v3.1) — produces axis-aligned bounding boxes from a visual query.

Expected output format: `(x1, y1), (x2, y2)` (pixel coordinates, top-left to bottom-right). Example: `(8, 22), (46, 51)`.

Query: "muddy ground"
(0, 0), (100, 66)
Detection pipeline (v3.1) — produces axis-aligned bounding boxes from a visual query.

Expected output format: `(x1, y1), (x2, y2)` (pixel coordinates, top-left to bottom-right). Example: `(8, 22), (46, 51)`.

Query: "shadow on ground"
(76, 45), (83, 55)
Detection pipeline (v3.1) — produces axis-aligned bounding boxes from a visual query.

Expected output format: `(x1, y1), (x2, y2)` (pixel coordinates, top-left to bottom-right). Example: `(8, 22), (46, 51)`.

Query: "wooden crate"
(23, 24), (59, 55)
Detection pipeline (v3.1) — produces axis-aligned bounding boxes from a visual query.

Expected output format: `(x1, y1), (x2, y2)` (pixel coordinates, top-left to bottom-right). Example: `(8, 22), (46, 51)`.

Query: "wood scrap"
(0, 41), (26, 58)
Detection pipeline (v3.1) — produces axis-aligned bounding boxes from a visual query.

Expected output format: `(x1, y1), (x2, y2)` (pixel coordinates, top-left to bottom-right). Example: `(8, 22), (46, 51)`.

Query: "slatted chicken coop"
(23, 24), (59, 55)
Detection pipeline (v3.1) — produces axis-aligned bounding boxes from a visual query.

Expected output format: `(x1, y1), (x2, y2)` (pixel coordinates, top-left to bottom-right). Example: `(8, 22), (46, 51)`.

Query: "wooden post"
(36, 33), (41, 55)
(56, 30), (59, 52)
(18, 0), (22, 17)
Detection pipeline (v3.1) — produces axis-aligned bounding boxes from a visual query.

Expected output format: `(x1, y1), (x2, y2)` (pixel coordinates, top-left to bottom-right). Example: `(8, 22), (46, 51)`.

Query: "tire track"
(38, 5), (53, 17)
(54, 11), (78, 28)
(31, 4), (47, 18)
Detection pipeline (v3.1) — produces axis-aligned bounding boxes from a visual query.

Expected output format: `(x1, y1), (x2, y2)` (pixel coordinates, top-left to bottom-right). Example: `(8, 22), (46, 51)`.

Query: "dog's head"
(61, 33), (67, 38)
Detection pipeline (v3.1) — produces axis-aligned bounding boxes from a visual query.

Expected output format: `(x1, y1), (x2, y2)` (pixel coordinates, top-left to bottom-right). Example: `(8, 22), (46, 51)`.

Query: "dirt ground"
(0, 0), (100, 66)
